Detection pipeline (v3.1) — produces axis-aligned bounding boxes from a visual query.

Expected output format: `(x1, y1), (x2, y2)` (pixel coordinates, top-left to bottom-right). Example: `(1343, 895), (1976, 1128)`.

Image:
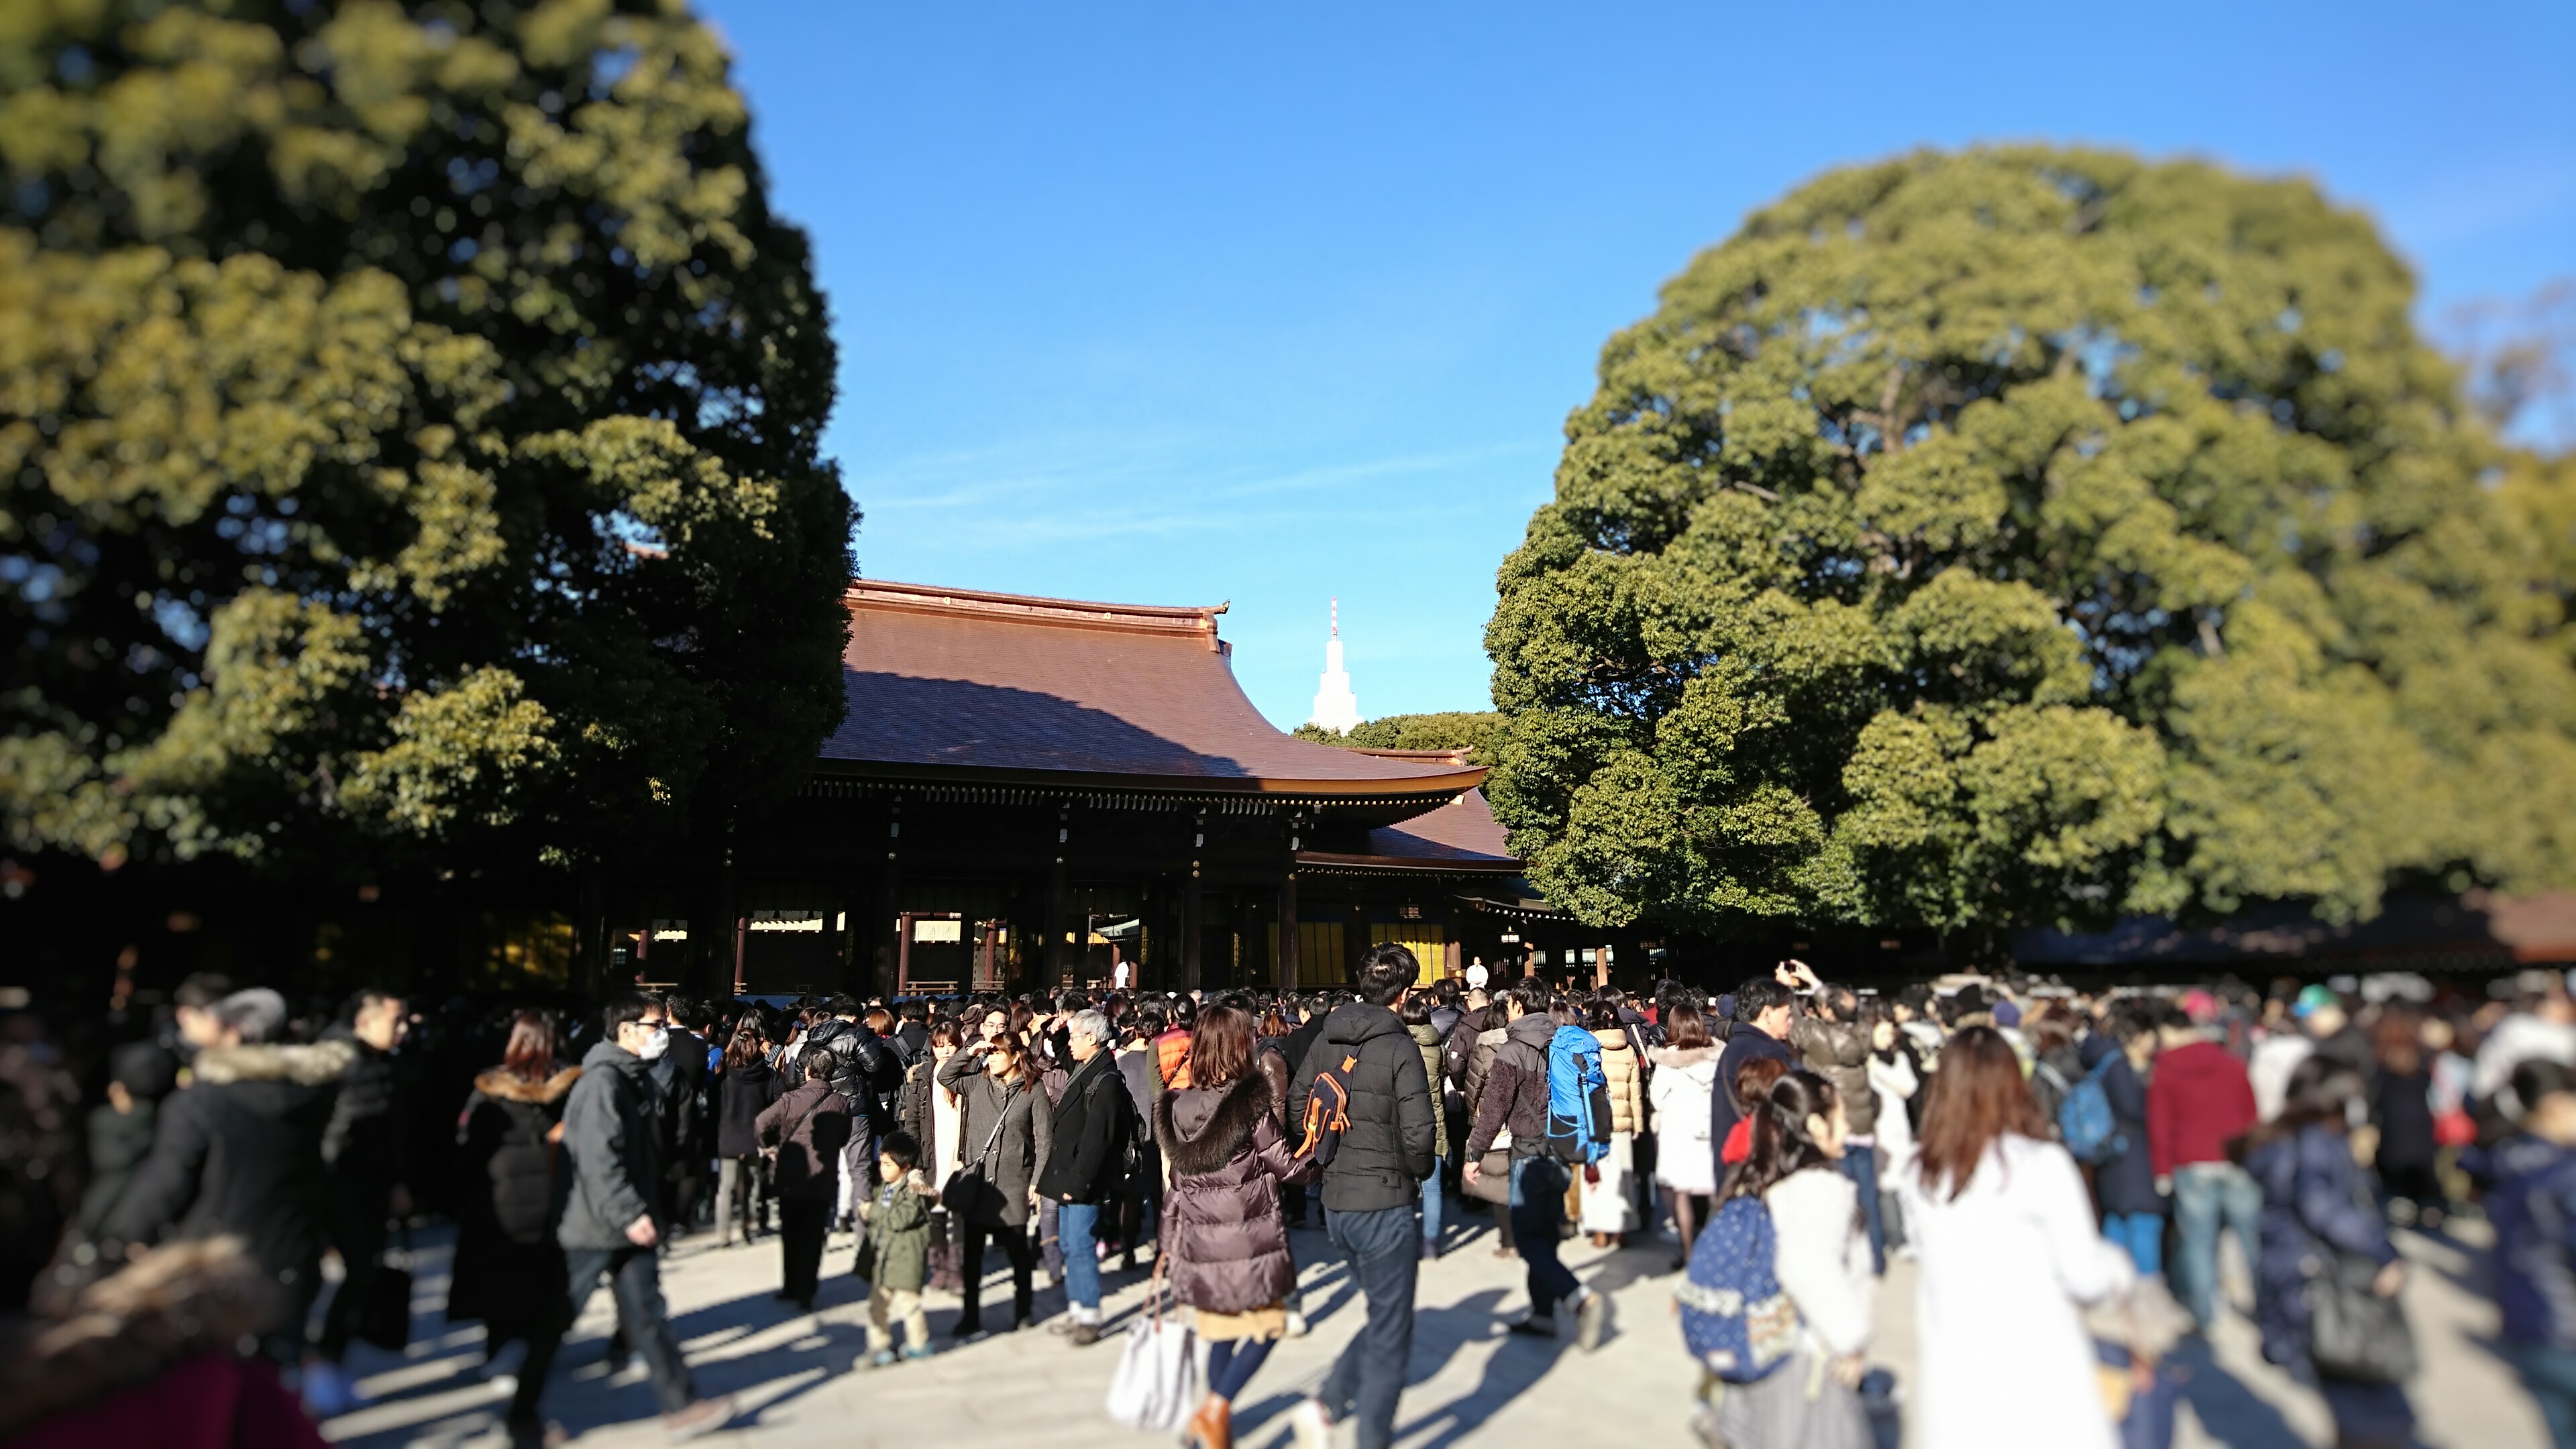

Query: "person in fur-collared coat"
(0, 1237), (328, 1448)
(1155, 1006), (1318, 1449)
(449, 1011), (580, 1442)
(102, 989), (351, 1358)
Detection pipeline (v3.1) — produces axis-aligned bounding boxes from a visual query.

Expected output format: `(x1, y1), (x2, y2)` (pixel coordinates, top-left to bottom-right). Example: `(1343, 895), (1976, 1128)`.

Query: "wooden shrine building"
(652, 580), (1606, 998)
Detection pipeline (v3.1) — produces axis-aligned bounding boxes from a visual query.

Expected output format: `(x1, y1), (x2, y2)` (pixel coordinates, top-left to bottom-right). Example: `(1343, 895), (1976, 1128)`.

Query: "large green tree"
(1295, 710), (1503, 761)
(0, 0), (853, 881)
(1486, 148), (2576, 953)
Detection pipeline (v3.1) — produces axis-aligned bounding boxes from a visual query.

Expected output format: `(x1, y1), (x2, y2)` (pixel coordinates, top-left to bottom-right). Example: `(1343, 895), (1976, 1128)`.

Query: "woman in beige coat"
(1581, 1002), (1648, 1243)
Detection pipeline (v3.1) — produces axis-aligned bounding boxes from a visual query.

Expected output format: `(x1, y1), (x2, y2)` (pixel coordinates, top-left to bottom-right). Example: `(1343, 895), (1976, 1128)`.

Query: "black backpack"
(1297, 1048), (1360, 1169)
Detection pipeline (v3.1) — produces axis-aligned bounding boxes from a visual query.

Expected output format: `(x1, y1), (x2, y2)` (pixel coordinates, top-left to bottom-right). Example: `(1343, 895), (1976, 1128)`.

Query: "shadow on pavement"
(2167, 1334), (2308, 1449)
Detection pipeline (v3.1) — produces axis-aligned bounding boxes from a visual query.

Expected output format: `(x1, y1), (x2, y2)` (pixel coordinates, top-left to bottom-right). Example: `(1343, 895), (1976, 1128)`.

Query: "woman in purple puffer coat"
(1156, 1004), (1319, 1449)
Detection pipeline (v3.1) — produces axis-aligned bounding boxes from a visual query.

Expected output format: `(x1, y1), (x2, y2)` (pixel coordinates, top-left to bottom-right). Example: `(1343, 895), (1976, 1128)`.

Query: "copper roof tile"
(822, 580), (1484, 798)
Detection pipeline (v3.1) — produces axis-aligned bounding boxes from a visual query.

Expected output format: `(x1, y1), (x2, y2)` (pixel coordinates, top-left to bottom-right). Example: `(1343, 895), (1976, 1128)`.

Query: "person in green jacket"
(858, 1130), (937, 1366)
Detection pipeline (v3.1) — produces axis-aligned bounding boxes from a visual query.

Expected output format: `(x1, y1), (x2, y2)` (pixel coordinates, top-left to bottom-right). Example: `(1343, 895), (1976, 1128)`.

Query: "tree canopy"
(1294, 710), (1503, 761)
(0, 0), (853, 878)
(1485, 148), (2576, 951)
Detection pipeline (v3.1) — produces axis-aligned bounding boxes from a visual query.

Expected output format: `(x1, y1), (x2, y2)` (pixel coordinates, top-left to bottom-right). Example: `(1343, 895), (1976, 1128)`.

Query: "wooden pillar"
(1183, 811), (1205, 992)
(1277, 871), (1299, 990)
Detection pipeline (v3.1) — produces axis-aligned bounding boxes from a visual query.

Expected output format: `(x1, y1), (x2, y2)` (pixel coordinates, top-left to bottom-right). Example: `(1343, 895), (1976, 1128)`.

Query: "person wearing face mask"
(551, 992), (734, 1441)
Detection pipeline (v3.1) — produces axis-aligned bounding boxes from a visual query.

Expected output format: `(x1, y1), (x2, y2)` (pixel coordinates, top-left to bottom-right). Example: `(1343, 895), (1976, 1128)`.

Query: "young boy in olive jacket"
(858, 1130), (938, 1366)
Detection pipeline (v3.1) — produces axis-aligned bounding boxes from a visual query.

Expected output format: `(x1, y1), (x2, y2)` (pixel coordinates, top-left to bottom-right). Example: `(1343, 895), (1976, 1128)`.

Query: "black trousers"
(318, 1180), (390, 1360)
(959, 1218), (1036, 1328)
(778, 1197), (830, 1307)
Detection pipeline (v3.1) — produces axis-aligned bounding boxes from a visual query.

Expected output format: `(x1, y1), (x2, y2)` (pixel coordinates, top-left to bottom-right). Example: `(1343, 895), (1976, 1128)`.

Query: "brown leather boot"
(1185, 1393), (1232, 1449)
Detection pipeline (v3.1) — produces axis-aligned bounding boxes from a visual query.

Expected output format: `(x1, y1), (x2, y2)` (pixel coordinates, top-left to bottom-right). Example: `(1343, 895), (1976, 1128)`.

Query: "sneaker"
(1505, 1315), (1558, 1339)
(863, 1348), (897, 1369)
(1289, 1397), (1337, 1449)
(1574, 1291), (1608, 1352)
(902, 1344), (934, 1362)
(301, 1360), (363, 1417)
(663, 1395), (733, 1442)
(1069, 1322), (1101, 1347)
(1046, 1316), (1077, 1336)
(1284, 1309), (1309, 1338)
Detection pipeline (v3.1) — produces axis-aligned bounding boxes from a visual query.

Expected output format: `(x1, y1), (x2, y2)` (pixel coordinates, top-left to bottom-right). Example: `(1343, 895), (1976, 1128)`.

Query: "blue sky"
(696, 1), (2576, 728)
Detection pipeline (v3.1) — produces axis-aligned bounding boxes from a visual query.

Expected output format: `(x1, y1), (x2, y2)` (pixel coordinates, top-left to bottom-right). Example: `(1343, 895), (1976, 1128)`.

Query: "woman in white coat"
(1649, 1002), (1723, 1269)
(1894, 1025), (2135, 1449)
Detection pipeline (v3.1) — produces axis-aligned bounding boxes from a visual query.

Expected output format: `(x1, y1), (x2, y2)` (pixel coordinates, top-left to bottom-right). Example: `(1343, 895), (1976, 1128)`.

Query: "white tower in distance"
(1308, 598), (1362, 734)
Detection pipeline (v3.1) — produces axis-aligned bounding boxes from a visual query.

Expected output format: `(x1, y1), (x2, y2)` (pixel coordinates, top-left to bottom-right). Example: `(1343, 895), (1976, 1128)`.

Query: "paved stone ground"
(325, 1205), (2550, 1448)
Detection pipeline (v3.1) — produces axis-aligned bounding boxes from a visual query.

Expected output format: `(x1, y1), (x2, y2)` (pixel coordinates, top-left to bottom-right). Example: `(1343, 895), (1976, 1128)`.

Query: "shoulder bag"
(941, 1081), (1015, 1216)
(2302, 1152), (2417, 1384)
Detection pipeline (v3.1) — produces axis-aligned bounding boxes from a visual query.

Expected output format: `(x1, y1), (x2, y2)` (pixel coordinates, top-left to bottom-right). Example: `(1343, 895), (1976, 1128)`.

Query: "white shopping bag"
(1103, 1264), (1201, 1433)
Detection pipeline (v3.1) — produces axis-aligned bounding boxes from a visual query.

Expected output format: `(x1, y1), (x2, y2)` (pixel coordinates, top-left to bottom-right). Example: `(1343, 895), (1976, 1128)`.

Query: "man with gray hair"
(1035, 1006), (1132, 1345)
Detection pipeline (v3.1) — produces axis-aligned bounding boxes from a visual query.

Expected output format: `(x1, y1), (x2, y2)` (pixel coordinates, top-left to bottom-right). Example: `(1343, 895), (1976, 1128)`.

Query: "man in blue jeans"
(1464, 978), (1607, 1348)
(1289, 946), (1440, 1449)
(1036, 1008), (1133, 1346)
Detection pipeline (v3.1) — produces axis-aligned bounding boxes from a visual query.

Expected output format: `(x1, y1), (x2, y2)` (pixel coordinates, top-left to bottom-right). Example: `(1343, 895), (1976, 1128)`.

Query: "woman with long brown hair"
(450, 1010), (580, 1448)
(1892, 1026), (2134, 1449)
(1695, 1071), (1873, 1449)
(1649, 1001), (1723, 1268)
(1157, 1004), (1317, 1449)
(713, 1013), (777, 1247)
(934, 1027), (1051, 1336)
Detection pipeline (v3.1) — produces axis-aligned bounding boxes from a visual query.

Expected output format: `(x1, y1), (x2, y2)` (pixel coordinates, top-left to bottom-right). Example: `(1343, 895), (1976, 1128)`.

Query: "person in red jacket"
(2148, 1012), (2261, 1330)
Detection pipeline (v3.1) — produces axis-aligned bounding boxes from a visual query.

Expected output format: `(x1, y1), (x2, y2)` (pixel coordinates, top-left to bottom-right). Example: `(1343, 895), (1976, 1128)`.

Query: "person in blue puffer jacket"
(2237, 1055), (2412, 1449)
(2480, 1059), (2576, 1449)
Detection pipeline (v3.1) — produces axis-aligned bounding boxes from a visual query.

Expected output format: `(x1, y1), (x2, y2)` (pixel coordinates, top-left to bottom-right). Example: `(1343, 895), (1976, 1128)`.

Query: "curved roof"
(1296, 786), (1522, 874)
(821, 580), (1485, 801)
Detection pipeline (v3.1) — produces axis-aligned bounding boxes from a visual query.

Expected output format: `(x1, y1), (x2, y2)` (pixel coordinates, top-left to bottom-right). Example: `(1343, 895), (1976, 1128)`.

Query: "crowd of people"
(5, 953), (2576, 1449)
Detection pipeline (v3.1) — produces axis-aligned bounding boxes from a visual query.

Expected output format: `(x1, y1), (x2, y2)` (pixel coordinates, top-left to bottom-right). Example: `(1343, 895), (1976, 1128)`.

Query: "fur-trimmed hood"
(1650, 1044), (1717, 1071)
(1156, 1074), (1274, 1176)
(473, 1065), (581, 1104)
(188, 1038), (354, 1087)
(0, 1238), (274, 1438)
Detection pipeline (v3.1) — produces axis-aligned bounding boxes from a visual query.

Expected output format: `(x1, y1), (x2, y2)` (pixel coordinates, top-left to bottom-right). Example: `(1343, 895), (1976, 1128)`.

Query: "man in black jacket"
(1034, 1008), (1132, 1346)
(1711, 975), (1800, 1153)
(553, 991), (732, 1440)
(804, 996), (894, 1224)
(1287, 945), (1437, 1449)
(106, 988), (347, 1373)
(310, 988), (412, 1411)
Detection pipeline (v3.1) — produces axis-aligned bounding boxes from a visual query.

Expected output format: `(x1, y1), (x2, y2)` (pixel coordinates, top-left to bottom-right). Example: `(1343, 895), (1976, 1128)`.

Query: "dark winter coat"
(2485, 1133), (2576, 1350)
(936, 1051), (1053, 1227)
(2369, 1065), (2437, 1173)
(2245, 1124), (2400, 1373)
(1790, 1013), (1878, 1136)
(897, 1053), (940, 1160)
(714, 1059), (778, 1159)
(557, 1039), (664, 1250)
(2094, 1051), (2163, 1217)
(1036, 1051), (1134, 1205)
(449, 1064), (578, 1332)
(320, 1024), (405, 1191)
(77, 1099), (158, 1236)
(1288, 1002), (1437, 1213)
(1709, 1026), (1798, 1152)
(102, 1039), (352, 1297)
(755, 1078), (855, 1200)
(805, 1018), (895, 1129)
(1466, 1012), (1558, 1161)
(1157, 1075), (1316, 1313)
